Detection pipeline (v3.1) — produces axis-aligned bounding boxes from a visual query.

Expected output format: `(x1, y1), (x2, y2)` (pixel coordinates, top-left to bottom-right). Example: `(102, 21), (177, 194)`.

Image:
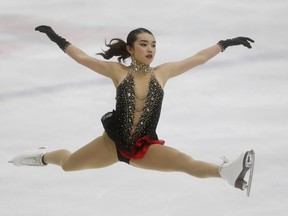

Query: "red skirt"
(118, 135), (165, 160)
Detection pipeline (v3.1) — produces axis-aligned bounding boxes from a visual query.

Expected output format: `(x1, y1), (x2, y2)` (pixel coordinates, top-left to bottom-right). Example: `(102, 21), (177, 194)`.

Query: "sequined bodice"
(113, 71), (164, 149)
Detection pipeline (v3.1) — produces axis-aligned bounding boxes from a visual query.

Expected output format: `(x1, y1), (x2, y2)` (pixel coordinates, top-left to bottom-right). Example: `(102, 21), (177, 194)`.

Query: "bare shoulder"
(153, 63), (173, 87)
(109, 62), (129, 87)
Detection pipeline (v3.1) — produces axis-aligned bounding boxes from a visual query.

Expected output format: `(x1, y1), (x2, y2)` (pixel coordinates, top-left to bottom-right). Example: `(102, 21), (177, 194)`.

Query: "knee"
(62, 156), (80, 172)
(60, 152), (75, 172)
(174, 152), (195, 171)
(62, 159), (74, 172)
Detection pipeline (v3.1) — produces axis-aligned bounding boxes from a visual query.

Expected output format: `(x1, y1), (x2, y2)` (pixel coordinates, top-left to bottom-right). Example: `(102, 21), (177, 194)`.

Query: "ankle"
(42, 154), (48, 165)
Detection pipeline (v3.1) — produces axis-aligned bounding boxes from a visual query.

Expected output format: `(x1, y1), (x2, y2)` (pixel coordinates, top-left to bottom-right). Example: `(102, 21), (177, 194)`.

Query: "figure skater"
(9, 25), (255, 193)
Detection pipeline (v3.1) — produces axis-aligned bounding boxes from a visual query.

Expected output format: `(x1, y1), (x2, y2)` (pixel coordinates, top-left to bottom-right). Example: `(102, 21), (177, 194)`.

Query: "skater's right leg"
(10, 132), (119, 171)
(44, 132), (119, 171)
(42, 149), (71, 167)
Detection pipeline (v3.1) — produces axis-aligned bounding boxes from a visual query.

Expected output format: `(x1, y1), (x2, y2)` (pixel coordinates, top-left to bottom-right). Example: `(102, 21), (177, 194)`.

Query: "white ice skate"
(8, 147), (47, 167)
(219, 150), (255, 196)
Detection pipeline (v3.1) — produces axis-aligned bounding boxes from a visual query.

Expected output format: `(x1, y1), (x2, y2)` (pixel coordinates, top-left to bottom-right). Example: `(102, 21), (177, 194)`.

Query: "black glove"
(35, 25), (71, 52)
(217, 37), (254, 52)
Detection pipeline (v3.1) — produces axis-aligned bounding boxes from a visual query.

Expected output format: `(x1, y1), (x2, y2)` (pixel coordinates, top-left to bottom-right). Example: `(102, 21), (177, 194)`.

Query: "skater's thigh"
(130, 144), (192, 172)
(64, 132), (118, 170)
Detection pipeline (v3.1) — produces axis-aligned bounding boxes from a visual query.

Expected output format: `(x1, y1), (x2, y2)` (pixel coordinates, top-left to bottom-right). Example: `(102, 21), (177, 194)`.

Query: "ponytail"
(97, 28), (154, 63)
(97, 38), (130, 63)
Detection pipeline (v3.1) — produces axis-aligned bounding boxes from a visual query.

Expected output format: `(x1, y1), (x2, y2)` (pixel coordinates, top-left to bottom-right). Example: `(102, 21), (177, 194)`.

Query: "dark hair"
(97, 28), (153, 63)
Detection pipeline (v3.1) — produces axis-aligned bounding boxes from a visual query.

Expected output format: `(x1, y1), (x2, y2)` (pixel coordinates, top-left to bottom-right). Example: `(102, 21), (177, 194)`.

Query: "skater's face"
(127, 32), (156, 65)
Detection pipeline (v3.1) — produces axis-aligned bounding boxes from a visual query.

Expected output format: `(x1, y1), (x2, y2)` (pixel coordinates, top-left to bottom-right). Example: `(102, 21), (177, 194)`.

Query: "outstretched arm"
(35, 25), (117, 79)
(158, 37), (254, 83)
(159, 44), (221, 79)
(65, 44), (115, 78)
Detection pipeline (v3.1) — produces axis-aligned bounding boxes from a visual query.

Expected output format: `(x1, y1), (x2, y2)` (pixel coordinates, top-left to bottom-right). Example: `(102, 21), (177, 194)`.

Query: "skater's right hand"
(35, 25), (58, 42)
(35, 25), (71, 52)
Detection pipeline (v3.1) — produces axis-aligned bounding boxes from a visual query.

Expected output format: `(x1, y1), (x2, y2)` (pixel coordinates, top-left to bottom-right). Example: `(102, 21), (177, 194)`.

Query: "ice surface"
(1, 0), (288, 215)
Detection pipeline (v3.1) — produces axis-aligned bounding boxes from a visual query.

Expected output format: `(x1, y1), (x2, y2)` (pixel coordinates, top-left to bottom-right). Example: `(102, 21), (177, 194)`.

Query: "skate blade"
(245, 150), (255, 197)
(241, 150), (255, 197)
(244, 150), (255, 168)
(235, 150), (255, 196)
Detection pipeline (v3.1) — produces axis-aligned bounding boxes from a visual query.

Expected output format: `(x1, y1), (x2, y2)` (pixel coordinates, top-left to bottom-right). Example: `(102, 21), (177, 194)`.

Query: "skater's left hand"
(218, 37), (255, 52)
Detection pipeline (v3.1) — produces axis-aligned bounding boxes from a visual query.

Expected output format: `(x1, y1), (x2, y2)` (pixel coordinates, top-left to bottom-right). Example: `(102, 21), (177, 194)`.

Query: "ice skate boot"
(219, 150), (255, 196)
(9, 147), (47, 167)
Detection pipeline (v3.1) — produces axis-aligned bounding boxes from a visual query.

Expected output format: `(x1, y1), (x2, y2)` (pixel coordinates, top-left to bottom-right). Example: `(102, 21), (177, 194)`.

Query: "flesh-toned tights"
(43, 132), (220, 178)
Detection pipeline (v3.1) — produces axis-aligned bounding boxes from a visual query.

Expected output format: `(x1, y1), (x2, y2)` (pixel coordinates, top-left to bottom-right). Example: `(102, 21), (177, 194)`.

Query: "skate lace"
(219, 156), (231, 170)
(220, 156), (229, 164)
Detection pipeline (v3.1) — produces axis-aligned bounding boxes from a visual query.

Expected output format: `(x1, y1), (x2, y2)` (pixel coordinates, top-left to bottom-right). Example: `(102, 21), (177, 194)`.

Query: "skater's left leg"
(130, 145), (220, 178)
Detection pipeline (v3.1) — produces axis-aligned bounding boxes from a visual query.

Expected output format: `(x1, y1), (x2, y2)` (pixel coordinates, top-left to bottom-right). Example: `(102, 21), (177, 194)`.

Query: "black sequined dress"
(101, 70), (165, 163)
